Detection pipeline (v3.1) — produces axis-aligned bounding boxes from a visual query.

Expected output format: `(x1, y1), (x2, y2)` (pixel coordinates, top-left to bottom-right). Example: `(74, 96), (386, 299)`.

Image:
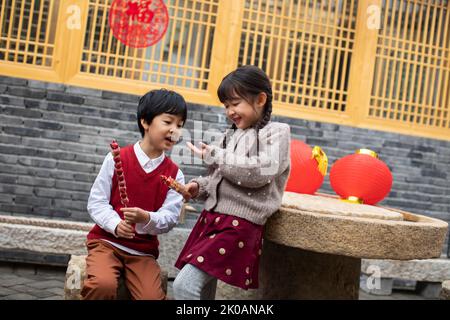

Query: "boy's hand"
(120, 207), (150, 224)
(115, 220), (135, 239)
(184, 182), (199, 201)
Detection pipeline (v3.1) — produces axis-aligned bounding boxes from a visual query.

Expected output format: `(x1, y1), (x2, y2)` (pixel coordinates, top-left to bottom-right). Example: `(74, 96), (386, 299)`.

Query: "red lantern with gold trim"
(329, 149), (393, 205)
(285, 140), (328, 194)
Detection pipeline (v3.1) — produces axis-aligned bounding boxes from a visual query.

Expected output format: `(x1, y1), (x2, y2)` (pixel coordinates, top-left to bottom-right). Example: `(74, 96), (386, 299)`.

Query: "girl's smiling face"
(224, 92), (267, 130)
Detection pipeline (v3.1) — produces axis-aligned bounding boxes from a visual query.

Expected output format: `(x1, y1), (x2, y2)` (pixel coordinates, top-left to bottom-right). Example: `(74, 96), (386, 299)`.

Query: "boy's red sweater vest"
(87, 145), (179, 258)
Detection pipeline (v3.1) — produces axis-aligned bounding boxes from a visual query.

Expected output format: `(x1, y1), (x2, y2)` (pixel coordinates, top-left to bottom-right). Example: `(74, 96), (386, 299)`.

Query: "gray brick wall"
(0, 75), (449, 255)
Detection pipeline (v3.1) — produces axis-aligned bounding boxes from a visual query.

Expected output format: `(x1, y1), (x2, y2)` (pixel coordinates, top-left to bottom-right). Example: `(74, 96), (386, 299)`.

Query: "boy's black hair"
(137, 89), (187, 137)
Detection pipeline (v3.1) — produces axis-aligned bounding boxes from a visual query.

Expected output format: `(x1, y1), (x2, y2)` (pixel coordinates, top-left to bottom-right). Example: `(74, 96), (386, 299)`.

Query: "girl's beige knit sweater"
(191, 122), (291, 225)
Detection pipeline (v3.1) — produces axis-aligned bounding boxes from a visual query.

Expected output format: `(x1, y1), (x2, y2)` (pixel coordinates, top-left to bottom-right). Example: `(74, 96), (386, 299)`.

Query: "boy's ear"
(256, 92), (267, 108)
(140, 118), (150, 131)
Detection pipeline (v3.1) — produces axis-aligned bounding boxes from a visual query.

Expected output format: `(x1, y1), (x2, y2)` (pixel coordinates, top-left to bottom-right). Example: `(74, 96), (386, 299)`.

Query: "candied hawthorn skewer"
(160, 175), (191, 199)
(110, 140), (129, 207)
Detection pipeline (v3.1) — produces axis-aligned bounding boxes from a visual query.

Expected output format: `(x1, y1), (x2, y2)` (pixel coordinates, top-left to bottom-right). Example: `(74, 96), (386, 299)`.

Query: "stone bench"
(361, 258), (450, 298)
(0, 209), (193, 300)
(64, 255), (168, 300)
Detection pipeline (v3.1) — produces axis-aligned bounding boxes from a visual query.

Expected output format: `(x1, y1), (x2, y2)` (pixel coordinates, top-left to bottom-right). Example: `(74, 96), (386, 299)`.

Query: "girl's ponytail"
(254, 97), (272, 154)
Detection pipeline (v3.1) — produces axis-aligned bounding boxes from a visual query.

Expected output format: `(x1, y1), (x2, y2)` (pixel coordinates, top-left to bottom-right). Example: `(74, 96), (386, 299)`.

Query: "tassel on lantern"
(285, 140), (328, 194)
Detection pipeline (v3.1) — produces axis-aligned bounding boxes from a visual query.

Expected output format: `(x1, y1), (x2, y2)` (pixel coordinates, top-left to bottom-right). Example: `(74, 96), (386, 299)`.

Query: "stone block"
(0, 76), (27, 86)
(361, 258), (450, 282)
(392, 279), (417, 291)
(416, 281), (442, 299)
(440, 280), (450, 300)
(102, 90), (138, 103)
(47, 92), (84, 104)
(64, 255), (168, 300)
(359, 274), (393, 296)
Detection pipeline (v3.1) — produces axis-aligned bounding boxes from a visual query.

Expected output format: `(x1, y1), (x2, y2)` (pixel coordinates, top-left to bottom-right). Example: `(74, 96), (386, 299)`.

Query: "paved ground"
(0, 263), (65, 300)
(0, 262), (433, 300)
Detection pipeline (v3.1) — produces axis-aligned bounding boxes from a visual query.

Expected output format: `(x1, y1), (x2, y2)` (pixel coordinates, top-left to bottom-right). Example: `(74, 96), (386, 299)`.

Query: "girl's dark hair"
(217, 65), (273, 152)
(137, 89), (187, 137)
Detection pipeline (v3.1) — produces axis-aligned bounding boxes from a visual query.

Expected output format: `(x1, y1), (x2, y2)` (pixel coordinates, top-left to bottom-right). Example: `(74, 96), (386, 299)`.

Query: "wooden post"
(208, 0), (245, 103)
(346, 0), (381, 125)
(54, 0), (90, 82)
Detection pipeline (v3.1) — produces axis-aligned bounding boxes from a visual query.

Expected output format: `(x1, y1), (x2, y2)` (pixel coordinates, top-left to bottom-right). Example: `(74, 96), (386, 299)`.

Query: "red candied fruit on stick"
(110, 139), (129, 207)
(160, 175), (190, 198)
(110, 140), (119, 150)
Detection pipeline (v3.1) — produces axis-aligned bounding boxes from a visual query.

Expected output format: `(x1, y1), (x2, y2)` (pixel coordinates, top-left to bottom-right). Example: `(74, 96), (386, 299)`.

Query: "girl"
(173, 65), (291, 300)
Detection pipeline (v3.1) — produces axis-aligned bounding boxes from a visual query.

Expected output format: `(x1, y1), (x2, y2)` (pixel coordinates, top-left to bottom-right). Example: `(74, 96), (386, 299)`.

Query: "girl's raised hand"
(186, 141), (210, 160)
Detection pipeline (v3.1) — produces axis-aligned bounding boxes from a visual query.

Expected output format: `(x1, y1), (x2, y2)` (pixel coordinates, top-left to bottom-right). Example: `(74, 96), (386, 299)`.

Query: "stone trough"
(256, 192), (449, 299)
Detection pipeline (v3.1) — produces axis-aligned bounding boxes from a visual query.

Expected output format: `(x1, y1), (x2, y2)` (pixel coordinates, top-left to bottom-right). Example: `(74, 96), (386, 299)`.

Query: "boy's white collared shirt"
(87, 141), (185, 256)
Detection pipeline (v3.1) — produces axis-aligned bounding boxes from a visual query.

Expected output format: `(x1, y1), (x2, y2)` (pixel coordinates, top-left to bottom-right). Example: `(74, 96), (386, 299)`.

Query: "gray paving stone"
(0, 277), (32, 287)
(28, 290), (56, 299)
(24, 274), (56, 282)
(3, 293), (38, 300)
(35, 267), (66, 278)
(40, 295), (64, 300)
(6, 285), (37, 293)
(13, 266), (37, 276)
(45, 287), (64, 296)
(0, 273), (23, 281)
(0, 287), (17, 297)
(27, 279), (65, 289)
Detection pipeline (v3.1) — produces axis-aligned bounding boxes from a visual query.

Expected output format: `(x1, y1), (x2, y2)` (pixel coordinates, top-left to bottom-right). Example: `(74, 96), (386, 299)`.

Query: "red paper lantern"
(329, 149), (393, 205)
(285, 140), (328, 194)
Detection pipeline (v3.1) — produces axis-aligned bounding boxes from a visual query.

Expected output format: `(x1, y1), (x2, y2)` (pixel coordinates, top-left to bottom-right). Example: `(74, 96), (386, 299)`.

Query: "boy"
(81, 89), (187, 300)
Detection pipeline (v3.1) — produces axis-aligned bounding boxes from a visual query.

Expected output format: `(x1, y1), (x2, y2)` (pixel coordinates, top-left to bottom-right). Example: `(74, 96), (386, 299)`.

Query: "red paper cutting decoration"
(285, 140), (328, 194)
(329, 149), (393, 205)
(109, 0), (169, 48)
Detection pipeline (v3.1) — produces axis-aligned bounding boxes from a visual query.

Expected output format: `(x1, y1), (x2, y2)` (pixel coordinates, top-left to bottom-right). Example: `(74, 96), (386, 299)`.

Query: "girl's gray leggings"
(173, 264), (218, 300)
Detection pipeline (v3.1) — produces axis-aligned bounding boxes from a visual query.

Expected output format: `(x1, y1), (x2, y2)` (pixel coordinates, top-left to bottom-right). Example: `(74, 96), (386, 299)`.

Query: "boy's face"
(141, 113), (184, 152)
